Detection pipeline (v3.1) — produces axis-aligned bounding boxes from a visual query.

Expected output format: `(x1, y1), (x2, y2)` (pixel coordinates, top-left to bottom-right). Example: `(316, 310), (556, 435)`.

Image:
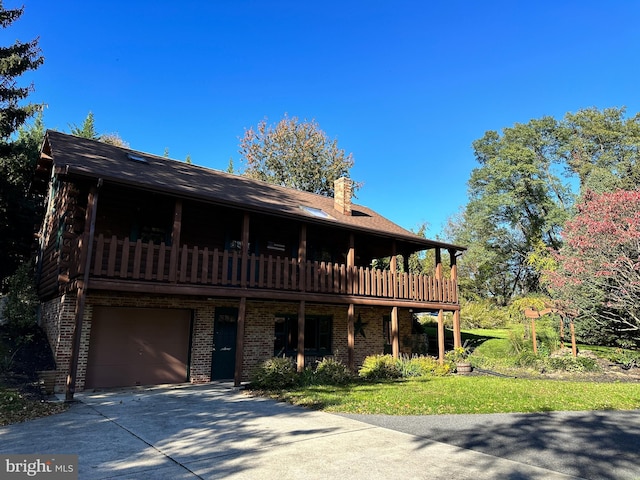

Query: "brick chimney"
(334, 177), (352, 216)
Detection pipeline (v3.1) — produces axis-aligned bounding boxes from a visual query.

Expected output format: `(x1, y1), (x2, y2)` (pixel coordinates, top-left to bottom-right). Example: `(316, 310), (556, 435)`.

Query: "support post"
(347, 304), (355, 370)
(298, 224), (307, 291)
(437, 309), (445, 365)
(391, 306), (399, 358)
(234, 297), (247, 386)
(449, 249), (461, 349)
(347, 233), (355, 294)
(66, 183), (100, 402)
(390, 241), (397, 299)
(240, 213), (250, 287)
(297, 300), (305, 372)
(169, 199), (182, 283)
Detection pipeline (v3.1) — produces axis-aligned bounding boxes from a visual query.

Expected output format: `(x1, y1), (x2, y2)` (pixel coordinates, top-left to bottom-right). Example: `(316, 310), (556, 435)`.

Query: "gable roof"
(39, 130), (465, 253)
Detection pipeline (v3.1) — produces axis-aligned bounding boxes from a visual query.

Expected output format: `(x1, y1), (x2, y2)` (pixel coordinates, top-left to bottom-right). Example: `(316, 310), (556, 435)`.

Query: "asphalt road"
(340, 410), (640, 480)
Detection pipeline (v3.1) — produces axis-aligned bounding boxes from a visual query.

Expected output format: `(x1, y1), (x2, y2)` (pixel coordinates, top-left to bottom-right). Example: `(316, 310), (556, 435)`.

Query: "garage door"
(85, 307), (192, 389)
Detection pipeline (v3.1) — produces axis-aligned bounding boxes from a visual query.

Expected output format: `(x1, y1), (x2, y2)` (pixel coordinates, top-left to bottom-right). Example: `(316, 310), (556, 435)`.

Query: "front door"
(211, 308), (238, 380)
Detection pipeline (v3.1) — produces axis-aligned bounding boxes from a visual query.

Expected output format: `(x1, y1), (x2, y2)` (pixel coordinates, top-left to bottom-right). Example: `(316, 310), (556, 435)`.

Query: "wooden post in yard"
(570, 317), (577, 358)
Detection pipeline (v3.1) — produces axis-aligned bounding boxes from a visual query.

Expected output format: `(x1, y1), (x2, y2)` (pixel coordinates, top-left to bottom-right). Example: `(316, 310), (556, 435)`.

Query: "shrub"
(514, 351), (543, 369)
(401, 355), (450, 377)
(314, 357), (353, 385)
(250, 357), (298, 389)
(460, 300), (510, 329)
(359, 355), (402, 380)
(608, 349), (640, 370)
(545, 356), (601, 373)
(2, 262), (39, 329)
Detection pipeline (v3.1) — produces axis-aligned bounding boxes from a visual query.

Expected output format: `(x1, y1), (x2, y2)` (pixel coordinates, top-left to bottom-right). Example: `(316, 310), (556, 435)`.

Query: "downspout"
(65, 179), (101, 402)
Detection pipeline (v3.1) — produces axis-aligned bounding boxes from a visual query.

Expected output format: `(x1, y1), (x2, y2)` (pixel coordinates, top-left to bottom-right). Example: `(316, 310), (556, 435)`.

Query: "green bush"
(607, 349), (640, 370)
(401, 355), (451, 377)
(460, 300), (510, 329)
(250, 357), (298, 389)
(545, 356), (601, 373)
(314, 357), (353, 385)
(514, 351), (543, 369)
(2, 262), (39, 328)
(359, 355), (402, 380)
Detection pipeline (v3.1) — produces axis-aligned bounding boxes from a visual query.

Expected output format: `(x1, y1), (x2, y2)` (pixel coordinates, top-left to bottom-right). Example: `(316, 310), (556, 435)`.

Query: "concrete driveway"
(0, 383), (635, 479)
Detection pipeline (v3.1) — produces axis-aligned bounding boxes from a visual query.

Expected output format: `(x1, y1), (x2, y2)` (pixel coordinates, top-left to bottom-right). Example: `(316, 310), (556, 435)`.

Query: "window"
(300, 205), (334, 220)
(274, 315), (332, 357)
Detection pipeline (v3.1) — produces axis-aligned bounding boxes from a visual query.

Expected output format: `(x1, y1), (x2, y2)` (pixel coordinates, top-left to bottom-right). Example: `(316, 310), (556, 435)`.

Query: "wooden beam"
(87, 278), (462, 310)
(169, 199), (182, 283)
(390, 241), (398, 299)
(347, 304), (355, 370)
(297, 300), (305, 372)
(66, 183), (100, 402)
(234, 297), (247, 386)
(437, 309), (445, 365)
(449, 249), (461, 349)
(298, 224), (307, 291)
(240, 213), (250, 287)
(391, 306), (399, 358)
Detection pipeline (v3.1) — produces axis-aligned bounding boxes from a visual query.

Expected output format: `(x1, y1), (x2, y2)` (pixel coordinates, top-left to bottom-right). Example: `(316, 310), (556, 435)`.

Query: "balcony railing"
(77, 234), (458, 304)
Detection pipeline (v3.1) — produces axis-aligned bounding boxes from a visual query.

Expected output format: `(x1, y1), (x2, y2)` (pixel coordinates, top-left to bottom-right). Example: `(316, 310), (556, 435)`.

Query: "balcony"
(77, 234), (458, 306)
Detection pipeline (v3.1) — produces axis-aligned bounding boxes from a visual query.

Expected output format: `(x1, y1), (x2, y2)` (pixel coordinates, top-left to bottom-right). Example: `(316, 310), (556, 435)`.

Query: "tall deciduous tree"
(449, 117), (573, 304)
(239, 114), (358, 196)
(545, 190), (640, 345)
(0, 2), (44, 285)
(560, 107), (640, 193)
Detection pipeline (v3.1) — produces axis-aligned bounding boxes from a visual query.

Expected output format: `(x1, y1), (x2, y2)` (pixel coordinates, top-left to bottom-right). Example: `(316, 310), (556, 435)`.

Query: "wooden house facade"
(33, 131), (466, 399)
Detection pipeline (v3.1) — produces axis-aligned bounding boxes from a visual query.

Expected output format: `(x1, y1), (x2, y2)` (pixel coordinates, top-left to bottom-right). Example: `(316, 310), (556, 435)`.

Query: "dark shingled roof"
(40, 130), (465, 253)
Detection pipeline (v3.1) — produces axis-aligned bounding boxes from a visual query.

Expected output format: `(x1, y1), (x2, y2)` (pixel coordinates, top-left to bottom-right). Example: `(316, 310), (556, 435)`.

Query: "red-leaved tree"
(545, 190), (640, 344)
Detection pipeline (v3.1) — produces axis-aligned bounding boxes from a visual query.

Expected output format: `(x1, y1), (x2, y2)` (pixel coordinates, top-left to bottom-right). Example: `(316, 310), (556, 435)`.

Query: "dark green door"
(211, 308), (238, 380)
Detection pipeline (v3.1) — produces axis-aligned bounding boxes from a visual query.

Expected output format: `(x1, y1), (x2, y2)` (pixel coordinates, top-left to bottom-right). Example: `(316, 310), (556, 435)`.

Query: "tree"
(545, 190), (640, 346)
(70, 111), (98, 139)
(239, 114), (358, 196)
(70, 112), (128, 147)
(0, 3), (44, 285)
(0, 2), (43, 145)
(449, 117), (573, 304)
(560, 107), (640, 193)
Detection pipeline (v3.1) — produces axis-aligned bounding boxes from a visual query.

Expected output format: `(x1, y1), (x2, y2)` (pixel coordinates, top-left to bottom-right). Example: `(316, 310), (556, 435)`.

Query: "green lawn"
(263, 376), (640, 415)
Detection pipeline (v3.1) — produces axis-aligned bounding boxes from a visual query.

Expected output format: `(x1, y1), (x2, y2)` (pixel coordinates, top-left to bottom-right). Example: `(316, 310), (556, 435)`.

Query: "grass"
(254, 325), (640, 415)
(261, 376), (640, 415)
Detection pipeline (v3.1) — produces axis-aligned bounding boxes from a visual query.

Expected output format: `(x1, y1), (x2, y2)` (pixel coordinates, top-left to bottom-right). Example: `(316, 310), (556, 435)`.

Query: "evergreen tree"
(0, 2), (44, 285)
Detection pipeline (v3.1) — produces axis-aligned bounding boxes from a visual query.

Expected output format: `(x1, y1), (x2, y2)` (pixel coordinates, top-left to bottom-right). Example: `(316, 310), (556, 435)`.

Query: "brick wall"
(40, 293), (77, 393)
(39, 290), (416, 391)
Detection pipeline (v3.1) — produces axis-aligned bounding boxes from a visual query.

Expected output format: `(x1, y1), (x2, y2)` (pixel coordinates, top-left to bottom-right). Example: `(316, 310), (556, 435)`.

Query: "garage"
(85, 307), (192, 389)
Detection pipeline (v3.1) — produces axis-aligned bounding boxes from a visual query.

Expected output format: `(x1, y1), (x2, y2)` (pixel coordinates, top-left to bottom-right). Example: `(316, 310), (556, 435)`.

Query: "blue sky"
(8, 1), (640, 237)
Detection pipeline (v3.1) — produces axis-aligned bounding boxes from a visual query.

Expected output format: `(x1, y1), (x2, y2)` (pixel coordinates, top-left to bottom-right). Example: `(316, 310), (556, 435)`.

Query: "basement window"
(300, 205), (333, 219)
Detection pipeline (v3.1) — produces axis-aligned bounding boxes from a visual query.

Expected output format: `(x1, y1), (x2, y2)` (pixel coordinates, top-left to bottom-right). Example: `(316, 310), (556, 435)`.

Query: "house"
(33, 130), (466, 399)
